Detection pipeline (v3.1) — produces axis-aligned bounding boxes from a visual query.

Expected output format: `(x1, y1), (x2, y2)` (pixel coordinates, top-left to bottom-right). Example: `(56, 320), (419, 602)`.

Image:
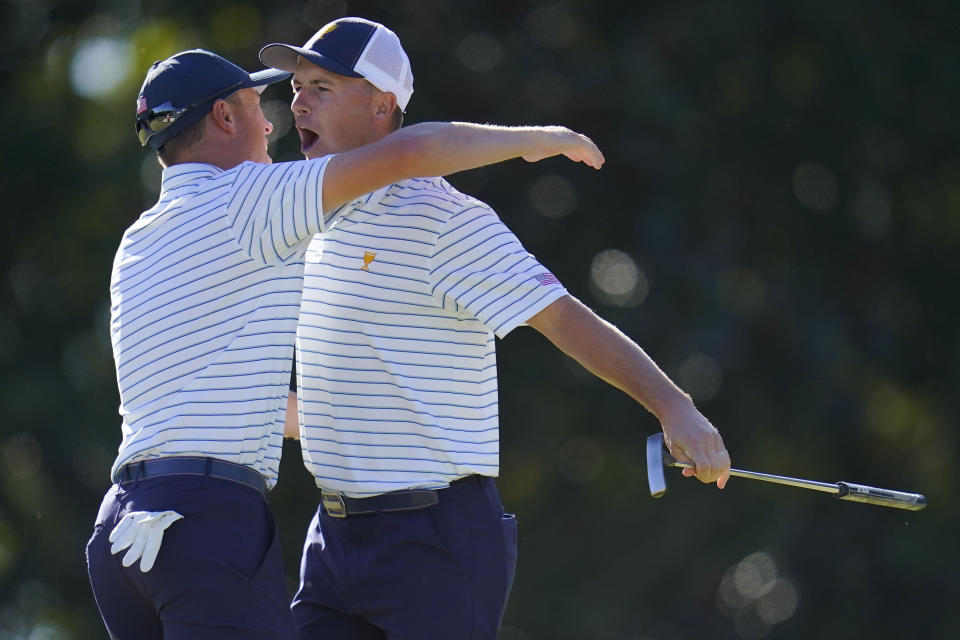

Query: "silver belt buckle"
(321, 490), (347, 518)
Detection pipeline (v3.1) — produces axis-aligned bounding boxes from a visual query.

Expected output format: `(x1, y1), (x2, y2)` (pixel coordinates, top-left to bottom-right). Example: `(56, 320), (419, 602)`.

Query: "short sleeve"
(226, 157), (332, 264)
(428, 203), (567, 338)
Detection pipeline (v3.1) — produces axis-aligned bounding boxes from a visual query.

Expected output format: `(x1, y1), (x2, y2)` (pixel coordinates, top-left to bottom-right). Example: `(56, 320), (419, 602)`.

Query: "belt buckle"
(321, 490), (347, 518)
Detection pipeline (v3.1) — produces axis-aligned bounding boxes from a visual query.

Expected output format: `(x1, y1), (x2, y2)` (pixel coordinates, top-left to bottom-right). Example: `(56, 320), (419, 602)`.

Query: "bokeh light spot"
(755, 579), (799, 624)
(718, 549), (799, 634)
(528, 174), (578, 218)
(675, 353), (723, 402)
(70, 37), (133, 98)
(733, 552), (778, 599)
(456, 33), (504, 72)
(865, 382), (923, 443)
(793, 161), (838, 211)
(590, 249), (648, 307)
(3, 433), (42, 480)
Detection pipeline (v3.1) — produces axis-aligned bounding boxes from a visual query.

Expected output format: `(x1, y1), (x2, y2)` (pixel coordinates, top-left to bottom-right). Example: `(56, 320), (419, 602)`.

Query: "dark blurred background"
(1, 0), (957, 638)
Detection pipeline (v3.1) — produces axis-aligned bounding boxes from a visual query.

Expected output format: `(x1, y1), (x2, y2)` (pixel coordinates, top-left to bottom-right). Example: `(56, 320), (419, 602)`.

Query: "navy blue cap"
(136, 49), (291, 149)
(259, 17), (413, 110)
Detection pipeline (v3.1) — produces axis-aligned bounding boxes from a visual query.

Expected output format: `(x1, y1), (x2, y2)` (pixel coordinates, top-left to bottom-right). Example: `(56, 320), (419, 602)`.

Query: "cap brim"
(247, 67), (293, 88)
(259, 43), (363, 78)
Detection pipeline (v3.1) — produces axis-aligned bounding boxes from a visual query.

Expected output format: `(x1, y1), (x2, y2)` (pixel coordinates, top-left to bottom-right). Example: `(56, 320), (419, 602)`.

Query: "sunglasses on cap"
(136, 79), (245, 147)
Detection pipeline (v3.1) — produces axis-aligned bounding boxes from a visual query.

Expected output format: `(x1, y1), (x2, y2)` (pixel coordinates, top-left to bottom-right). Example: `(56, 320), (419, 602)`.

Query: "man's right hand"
(659, 400), (731, 488)
(520, 126), (605, 169)
(526, 295), (730, 487)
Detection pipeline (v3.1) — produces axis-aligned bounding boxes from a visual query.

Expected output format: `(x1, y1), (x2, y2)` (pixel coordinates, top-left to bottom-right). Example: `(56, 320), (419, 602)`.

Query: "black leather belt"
(113, 456), (268, 497)
(321, 475), (480, 518)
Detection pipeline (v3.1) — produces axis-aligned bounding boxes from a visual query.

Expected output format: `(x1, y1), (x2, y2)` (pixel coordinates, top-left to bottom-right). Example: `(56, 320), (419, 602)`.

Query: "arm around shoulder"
(321, 122), (605, 213)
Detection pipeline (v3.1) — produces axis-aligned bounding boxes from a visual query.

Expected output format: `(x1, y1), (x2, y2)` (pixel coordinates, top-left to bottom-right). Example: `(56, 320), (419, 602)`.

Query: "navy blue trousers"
(85, 475), (298, 640)
(292, 475), (518, 640)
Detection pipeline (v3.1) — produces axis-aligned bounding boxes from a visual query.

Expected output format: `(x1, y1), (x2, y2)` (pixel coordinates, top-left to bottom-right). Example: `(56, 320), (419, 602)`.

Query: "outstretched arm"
(526, 295), (731, 487)
(322, 122), (604, 213)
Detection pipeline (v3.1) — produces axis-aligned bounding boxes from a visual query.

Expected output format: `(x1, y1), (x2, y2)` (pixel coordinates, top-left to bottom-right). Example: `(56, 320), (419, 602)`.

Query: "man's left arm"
(525, 295), (731, 486)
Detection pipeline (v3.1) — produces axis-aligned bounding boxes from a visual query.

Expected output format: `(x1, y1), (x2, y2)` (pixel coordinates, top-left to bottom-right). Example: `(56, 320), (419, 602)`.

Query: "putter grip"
(835, 482), (926, 511)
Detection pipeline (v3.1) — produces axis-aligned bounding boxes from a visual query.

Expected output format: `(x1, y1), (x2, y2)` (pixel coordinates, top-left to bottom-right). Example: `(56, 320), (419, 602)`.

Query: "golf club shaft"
(667, 460), (838, 493)
(667, 460), (927, 510)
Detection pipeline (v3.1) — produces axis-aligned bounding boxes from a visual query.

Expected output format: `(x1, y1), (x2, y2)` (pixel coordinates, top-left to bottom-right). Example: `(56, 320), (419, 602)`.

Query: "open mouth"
(297, 126), (320, 156)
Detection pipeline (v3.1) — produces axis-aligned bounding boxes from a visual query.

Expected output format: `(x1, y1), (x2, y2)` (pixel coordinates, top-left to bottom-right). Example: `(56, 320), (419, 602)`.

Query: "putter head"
(646, 433), (669, 497)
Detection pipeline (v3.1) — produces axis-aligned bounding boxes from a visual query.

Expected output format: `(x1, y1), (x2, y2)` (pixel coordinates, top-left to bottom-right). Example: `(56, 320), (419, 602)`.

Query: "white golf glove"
(108, 510), (183, 572)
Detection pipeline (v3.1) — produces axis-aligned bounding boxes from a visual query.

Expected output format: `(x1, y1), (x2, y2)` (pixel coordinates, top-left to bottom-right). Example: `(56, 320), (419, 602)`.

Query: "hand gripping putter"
(646, 433), (926, 511)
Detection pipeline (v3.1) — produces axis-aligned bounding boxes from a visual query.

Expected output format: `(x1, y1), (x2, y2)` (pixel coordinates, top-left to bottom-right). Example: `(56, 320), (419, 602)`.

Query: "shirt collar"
(160, 162), (224, 191)
(354, 185), (390, 209)
(326, 185), (391, 231)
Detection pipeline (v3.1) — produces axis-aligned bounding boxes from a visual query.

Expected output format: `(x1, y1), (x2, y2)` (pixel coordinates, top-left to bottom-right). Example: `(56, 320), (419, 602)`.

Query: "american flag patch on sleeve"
(534, 272), (560, 286)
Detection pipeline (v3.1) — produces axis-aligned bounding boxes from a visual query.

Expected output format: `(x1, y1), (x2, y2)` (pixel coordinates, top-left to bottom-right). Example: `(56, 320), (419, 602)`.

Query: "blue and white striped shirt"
(296, 177), (567, 497)
(109, 158), (336, 489)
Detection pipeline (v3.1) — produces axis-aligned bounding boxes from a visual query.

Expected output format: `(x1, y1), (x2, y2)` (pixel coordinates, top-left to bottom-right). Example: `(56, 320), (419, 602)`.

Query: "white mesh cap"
(355, 23), (414, 110)
(260, 17), (414, 110)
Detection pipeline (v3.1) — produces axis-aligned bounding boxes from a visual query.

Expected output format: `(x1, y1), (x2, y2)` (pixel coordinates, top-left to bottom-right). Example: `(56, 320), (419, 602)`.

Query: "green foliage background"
(1, 1), (957, 638)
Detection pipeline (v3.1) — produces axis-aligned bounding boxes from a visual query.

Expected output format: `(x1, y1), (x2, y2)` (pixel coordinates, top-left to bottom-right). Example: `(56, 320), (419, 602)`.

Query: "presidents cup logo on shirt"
(361, 250), (377, 271)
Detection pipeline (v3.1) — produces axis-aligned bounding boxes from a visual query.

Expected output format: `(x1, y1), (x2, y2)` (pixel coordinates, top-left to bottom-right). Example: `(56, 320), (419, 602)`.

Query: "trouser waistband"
(320, 475), (486, 518)
(113, 456), (268, 497)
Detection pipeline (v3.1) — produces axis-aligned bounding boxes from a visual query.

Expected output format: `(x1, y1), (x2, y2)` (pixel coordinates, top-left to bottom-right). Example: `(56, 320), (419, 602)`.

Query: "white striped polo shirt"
(297, 177), (568, 497)
(109, 157), (344, 489)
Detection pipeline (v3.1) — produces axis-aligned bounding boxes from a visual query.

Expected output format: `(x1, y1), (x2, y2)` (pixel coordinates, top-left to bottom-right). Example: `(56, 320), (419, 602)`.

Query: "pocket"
(424, 507), (474, 577)
(244, 506), (280, 583)
(85, 523), (104, 568)
(94, 485), (122, 529)
(500, 513), (519, 603)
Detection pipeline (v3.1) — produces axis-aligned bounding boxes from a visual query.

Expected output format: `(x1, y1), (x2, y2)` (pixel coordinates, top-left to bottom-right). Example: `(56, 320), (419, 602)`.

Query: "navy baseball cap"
(259, 17), (414, 110)
(136, 49), (291, 150)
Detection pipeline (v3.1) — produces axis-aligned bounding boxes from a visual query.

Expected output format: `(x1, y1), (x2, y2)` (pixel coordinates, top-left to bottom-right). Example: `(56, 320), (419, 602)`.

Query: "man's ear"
(372, 91), (398, 122)
(208, 99), (237, 134)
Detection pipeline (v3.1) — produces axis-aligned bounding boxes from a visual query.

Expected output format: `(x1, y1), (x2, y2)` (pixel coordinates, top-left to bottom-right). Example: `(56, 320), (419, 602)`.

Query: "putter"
(646, 433), (926, 511)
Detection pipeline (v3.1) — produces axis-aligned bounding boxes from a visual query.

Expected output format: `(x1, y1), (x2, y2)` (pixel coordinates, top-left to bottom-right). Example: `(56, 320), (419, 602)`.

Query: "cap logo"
(136, 95), (148, 115)
(317, 23), (339, 38)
